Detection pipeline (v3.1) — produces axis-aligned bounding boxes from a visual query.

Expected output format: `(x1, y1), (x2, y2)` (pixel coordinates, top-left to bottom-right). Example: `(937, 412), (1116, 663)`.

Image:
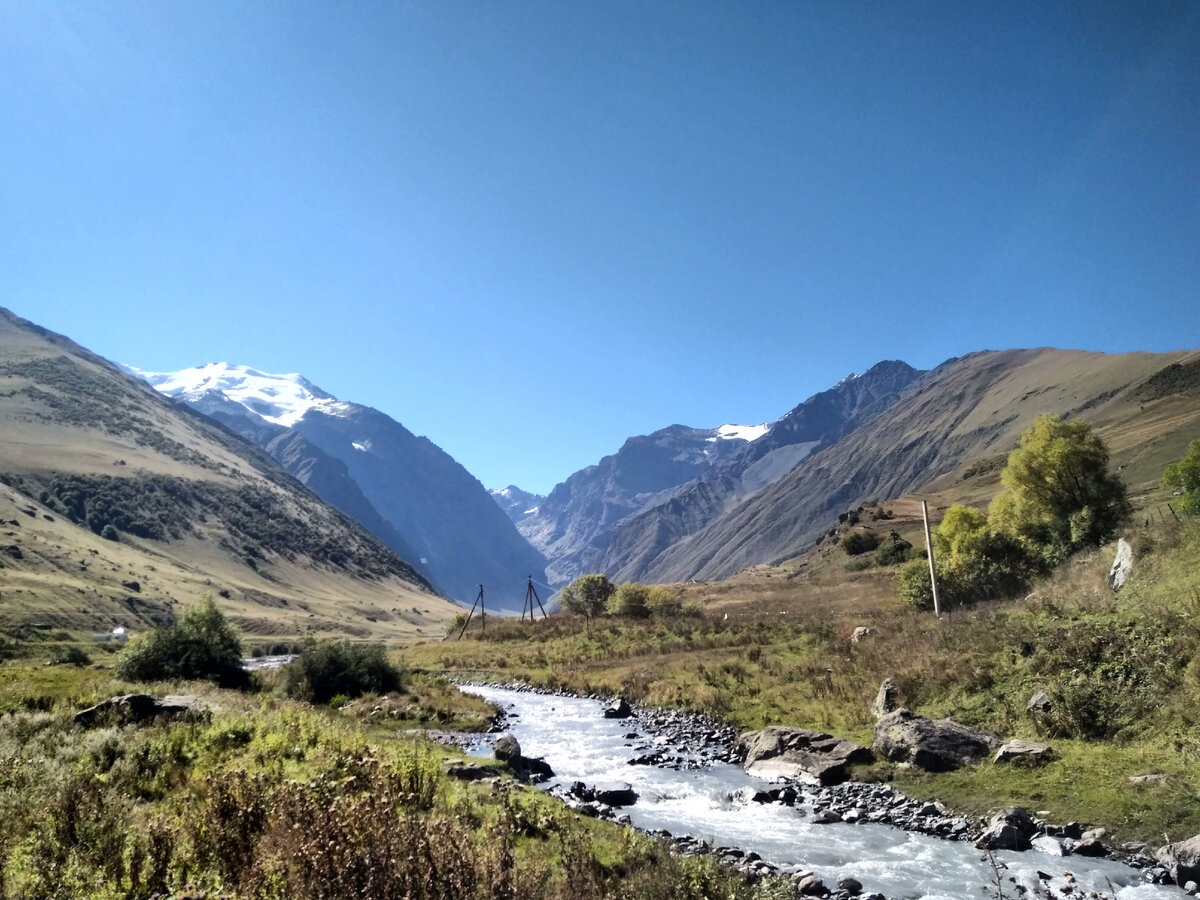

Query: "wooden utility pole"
(921, 500), (942, 618)
(522, 576), (547, 622)
(457, 585), (486, 639)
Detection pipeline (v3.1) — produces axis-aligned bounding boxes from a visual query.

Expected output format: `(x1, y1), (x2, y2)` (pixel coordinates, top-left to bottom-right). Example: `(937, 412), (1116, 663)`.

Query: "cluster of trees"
(558, 574), (691, 629)
(119, 595), (405, 703)
(899, 416), (1132, 610)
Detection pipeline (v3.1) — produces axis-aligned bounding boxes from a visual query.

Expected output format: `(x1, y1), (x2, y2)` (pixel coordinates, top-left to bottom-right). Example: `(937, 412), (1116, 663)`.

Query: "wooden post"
(1168, 503), (1180, 523)
(457, 585), (484, 640)
(479, 584), (485, 633)
(921, 500), (942, 618)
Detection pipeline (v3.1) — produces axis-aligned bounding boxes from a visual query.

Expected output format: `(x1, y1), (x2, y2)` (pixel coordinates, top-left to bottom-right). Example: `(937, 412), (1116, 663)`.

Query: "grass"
(0, 656), (797, 900)
(405, 516), (1200, 847)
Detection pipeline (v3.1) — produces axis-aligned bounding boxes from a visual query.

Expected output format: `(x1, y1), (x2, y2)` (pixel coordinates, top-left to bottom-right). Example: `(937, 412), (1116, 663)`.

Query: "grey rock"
(604, 697), (633, 719)
(492, 733), (522, 762)
(445, 762), (500, 781)
(1073, 837), (1110, 857)
(795, 873), (828, 896)
(872, 708), (1002, 771)
(837, 875), (863, 895)
(736, 725), (872, 786)
(975, 823), (1032, 852)
(871, 678), (898, 719)
(851, 626), (871, 644)
(74, 693), (209, 728)
(1108, 537), (1134, 591)
(993, 739), (1055, 767)
(990, 806), (1039, 838)
(593, 781), (637, 807)
(1026, 690), (1052, 713)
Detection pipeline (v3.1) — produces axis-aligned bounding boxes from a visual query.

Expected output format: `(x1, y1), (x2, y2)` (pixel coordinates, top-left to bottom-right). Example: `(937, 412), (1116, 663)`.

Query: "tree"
(988, 415), (1130, 562)
(117, 595), (248, 688)
(559, 574), (615, 630)
(1163, 438), (1200, 515)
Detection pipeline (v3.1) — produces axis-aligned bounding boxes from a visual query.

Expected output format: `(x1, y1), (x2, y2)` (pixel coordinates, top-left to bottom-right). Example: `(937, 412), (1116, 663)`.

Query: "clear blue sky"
(3, 2), (1198, 495)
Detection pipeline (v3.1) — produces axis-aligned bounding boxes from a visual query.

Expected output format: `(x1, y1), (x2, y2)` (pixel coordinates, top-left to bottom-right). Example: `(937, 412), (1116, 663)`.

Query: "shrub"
(645, 586), (683, 618)
(607, 582), (651, 618)
(840, 531), (880, 556)
(559, 574), (615, 630)
(281, 641), (406, 705)
(872, 539), (914, 567)
(100, 524), (119, 542)
(1163, 438), (1200, 515)
(49, 647), (91, 667)
(117, 595), (248, 688)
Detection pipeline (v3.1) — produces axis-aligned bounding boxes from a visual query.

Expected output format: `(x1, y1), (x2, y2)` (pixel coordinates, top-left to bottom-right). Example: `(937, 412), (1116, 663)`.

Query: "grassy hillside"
(0, 307), (458, 644)
(638, 347), (1200, 583)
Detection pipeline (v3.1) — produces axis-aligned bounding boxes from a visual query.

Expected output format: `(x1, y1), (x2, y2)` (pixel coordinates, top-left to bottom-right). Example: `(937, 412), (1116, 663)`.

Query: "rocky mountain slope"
(523, 360), (924, 586)
(0, 307), (457, 642)
(490, 485), (546, 524)
(639, 347), (1200, 583)
(135, 363), (548, 611)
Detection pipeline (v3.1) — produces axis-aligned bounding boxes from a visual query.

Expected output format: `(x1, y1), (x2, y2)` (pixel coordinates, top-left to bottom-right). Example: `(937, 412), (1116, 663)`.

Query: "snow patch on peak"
(837, 372), (862, 386)
(351, 441), (369, 453)
(715, 423), (770, 443)
(131, 362), (344, 427)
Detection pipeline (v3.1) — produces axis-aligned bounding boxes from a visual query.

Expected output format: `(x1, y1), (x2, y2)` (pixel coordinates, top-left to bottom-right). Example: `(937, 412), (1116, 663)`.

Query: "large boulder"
(993, 740), (1055, 767)
(603, 697), (633, 719)
(1107, 537), (1133, 591)
(1156, 834), (1200, 887)
(873, 708), (1001, 772)
(74, 694), (209, 728)
(492, 733), (522, 762)
(737, 726), (872, 786)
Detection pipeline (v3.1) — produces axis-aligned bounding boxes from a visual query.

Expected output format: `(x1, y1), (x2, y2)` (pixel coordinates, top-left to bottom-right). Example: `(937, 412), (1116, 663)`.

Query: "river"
(462, 686), (1186, 900)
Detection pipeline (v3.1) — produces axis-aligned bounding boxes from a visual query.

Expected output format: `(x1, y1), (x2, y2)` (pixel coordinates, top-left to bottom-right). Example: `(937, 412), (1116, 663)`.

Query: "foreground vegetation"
(0, 651), (800, 900)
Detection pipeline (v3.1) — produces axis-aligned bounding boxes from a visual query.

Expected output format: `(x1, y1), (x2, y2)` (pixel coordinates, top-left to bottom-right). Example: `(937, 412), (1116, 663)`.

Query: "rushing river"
(462, 686), (1186, 900)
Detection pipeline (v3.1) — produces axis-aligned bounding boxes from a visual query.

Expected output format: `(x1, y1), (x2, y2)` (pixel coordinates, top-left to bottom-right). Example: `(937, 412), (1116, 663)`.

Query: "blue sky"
(3, 2), (1198, 495)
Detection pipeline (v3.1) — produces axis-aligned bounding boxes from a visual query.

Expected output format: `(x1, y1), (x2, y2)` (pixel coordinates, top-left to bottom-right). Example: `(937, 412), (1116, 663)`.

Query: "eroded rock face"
(872, 708), (1001, 772)
(736, 726), (872, 786)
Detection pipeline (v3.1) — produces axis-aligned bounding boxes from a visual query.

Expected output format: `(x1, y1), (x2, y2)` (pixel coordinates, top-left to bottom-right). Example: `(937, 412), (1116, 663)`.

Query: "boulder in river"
(603, 697), (633, 719)
(736, 725), (872, 786)
(493, 733), (522, 762)
(872, 708), (1001, 771)
(1157, 834), (1200, 887)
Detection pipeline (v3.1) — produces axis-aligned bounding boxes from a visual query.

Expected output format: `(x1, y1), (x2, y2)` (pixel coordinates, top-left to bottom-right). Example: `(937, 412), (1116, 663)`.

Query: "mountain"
(490, 486), (546, 524)
(0, 307), (457, 642)
(523, 360), (923, 586)
(134, 364), (548, 611)
(637, 347), (1200, 583)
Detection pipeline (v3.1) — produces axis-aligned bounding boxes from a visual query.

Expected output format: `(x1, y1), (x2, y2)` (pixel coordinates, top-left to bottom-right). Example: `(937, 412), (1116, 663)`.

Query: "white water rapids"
(462, 686), (1186, 900)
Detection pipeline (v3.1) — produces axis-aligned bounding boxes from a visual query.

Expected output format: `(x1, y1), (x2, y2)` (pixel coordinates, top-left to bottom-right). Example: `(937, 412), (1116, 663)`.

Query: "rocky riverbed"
(444, 682), (1191, 898)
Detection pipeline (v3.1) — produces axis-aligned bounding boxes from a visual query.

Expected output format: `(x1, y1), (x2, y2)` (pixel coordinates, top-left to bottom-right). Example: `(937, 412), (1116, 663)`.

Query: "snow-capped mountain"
(489, 485), (546, 524)
(134, 363), (548, 610)
(514, 421), (773, 586)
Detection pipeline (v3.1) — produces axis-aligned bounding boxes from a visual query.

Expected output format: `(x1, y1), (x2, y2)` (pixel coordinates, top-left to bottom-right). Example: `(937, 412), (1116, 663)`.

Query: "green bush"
(645, 586), (683, 618)
(281, 641), (406, 705)
(1163, 438), (1200, 515)
(607, 582), (651, 618)
(839, 531), (880, 556)
(117, 596), (248, 688)
(49, 647), (91, 667)
(872, 539), (914, 567)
